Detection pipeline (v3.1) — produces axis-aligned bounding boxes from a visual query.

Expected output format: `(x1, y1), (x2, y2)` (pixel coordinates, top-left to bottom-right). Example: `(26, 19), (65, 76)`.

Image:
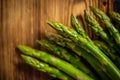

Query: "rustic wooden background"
(0, 0), (115, 80)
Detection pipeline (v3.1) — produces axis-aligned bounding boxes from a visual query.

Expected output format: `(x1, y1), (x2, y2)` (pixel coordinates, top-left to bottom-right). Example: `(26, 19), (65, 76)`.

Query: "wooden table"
(0, 0), (115, 80)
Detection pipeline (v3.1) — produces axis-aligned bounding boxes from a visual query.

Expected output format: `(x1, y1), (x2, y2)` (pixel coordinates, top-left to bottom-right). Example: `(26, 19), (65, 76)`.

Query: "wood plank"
(0, 0), (114, 80)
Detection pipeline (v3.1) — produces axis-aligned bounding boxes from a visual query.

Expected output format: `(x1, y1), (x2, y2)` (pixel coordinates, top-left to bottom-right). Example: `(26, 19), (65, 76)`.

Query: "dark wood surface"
(0, 0), (114, 80)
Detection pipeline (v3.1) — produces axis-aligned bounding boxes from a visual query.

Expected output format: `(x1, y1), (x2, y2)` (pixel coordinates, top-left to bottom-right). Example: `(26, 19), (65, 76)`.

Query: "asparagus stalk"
(93, 40), (116, 59)
(90, 6), (120, 48)
(84, 10), (120, 52)
(18, 45), (93, 80)
(46, 33), (110, 80)
(109, 11), (120, 25)
(71, 14), (95, 43)
(71, 15), (89, 40)
(36, 40), (97, 79)
(94, 40), (120, 69)
(47, 21), (120, 80)
(21, 55), (73, 80)
(109, 11), (120, 30)
(71, 14), (85, 35)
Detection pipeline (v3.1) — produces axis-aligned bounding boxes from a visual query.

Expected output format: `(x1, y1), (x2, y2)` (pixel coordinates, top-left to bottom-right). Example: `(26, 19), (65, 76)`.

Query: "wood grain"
(0, 0), (114, 80)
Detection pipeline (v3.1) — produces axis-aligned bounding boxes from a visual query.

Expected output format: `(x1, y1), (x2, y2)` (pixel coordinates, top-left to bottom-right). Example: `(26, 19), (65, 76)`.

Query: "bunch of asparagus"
(18, 7), (120, 80)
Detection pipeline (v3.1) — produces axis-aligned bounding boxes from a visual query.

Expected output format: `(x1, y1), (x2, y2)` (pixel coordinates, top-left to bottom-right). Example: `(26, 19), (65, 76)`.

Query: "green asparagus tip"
(21, 54), (28, 61)
(71, 14), (74, 20)
(47, 21), (54, 26)
(45, 32), (56, 41)
(47, 21), (60, 29)
(109, 11), (113, 15)
(47, 21), (60, 27)
(89, 6), (94, 11)
(89, 6), (97, 13)
(71, 14), (74, 23)
(18, 45), (34, 56)
(109, 11), (120, 18)
(36, 40), (46, 46)
(21, 54), (40, 68)
(90, 6), (108, 20)
(21, 54), (34, 65)
(84, 10), (90, 18)
(84, 10), (90, 22)
(84, 10), (87, 15)
(47, 21), (64, 32)
(71, 14), (79, 24)
(45, 31), (52, 38)
(89, 6), (96, 13)
(18, 45), (26, 52)
(36, 40), (40, 44)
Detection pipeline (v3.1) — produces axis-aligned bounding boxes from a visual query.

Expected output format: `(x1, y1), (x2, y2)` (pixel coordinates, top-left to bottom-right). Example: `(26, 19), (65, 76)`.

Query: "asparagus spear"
(18, 45), (93, 80)
(94, 40), (120, 69)
(84, 10), (120, 52)
(21, 55), (73, 80)
(47, 21), (120, 80)
(90, 6), (120, 48)
(71, 14), (95, 43)
(36, 40), (97, 79)
(93, 40), (116, 59)
(46, 33), (110, 80)
(109, 11), (120, 25)
(71, 14), (85, 35)
(109, 11), (120, 31)
(71, 15), (89, 40)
